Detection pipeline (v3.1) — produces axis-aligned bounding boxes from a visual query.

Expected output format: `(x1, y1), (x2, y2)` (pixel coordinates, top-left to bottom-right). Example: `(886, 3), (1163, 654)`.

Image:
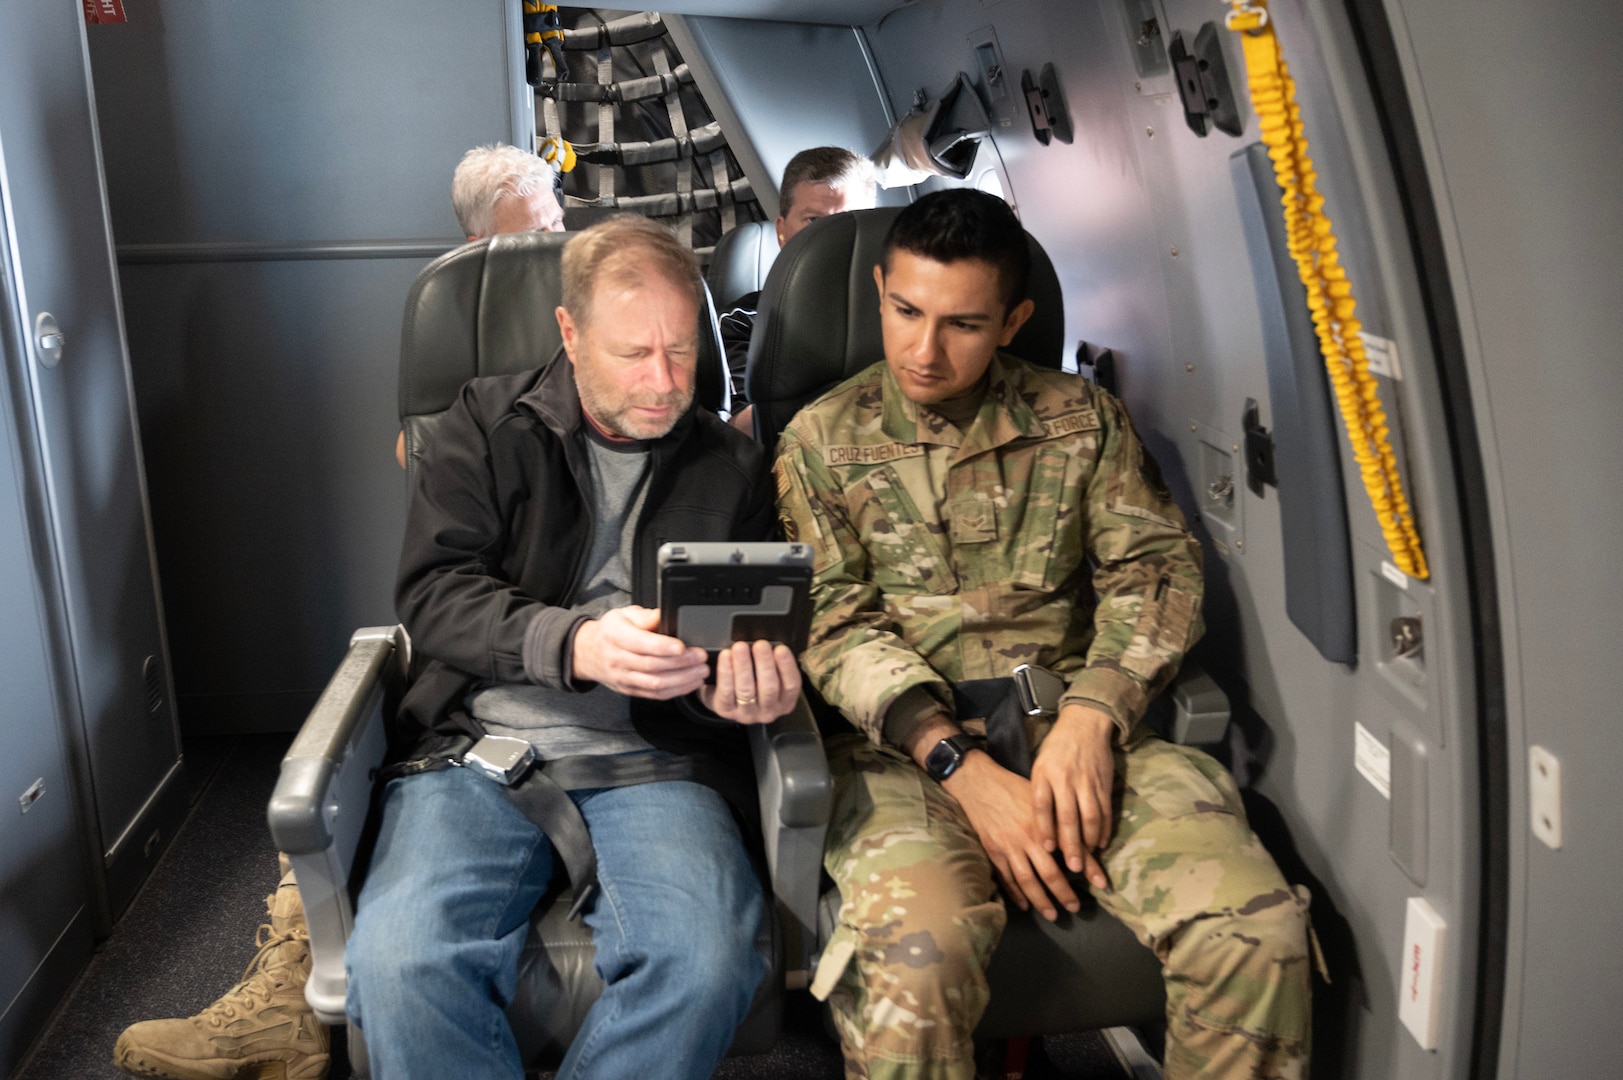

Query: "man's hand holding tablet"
(659, 542), (813, 724)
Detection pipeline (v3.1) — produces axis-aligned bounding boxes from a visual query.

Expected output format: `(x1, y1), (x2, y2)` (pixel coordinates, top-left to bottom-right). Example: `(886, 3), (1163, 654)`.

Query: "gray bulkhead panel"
(88, 0), (527, 734)
(0, 0), (187, 927)
(0, 210), (97, 1080)
(1382, 2), (1623, 1076)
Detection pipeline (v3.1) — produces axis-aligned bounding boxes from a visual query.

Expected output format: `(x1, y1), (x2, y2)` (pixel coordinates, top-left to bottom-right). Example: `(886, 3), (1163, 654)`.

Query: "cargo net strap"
(537, 8), (763, 246)
(652, 48), (693, 245)
(540, 63), (694, 103)
(1227, 0), (1429, 579)
(598, 179), (755, 217)
(595, 49), (615, 204)
(571, 121), (727, 166)
(562, 11), (666, 50)
(711, 147), (736, 234)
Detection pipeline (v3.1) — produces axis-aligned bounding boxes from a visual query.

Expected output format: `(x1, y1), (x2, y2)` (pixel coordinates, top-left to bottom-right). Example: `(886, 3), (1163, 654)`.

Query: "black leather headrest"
(399, 229), (726, 425)
(745, 206), (1065, 448)
(706, 220), (778, 309)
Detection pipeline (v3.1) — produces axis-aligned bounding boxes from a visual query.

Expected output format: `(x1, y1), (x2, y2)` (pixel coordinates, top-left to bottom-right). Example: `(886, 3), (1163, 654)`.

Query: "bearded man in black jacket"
(344, 215), (801, 1080)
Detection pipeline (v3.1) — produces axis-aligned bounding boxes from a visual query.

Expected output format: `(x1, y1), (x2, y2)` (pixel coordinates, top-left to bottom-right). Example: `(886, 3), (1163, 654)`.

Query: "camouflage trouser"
(812, 732), (1313, 1080)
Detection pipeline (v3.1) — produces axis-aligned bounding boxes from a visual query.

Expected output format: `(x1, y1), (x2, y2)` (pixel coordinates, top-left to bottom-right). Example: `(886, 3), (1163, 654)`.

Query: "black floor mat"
(17, 735), (291, 1080)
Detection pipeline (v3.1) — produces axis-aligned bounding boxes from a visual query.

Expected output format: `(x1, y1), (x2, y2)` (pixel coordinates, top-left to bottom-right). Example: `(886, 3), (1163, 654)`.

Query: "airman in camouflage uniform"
(773, 190), (1312, 1080)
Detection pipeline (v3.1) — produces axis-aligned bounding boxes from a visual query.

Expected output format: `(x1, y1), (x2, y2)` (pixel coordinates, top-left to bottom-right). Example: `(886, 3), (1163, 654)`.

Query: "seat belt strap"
(953, 678), (1035, 778)
(541, 749), (722, 792)
(1226, 0), (1429, 578)
(379, 743), (733, 920)
(502, 768), (599, 920)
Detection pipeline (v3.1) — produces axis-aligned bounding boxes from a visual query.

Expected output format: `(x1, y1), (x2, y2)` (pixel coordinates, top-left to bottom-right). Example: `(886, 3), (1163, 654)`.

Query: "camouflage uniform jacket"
(774, 351), (1203, 747)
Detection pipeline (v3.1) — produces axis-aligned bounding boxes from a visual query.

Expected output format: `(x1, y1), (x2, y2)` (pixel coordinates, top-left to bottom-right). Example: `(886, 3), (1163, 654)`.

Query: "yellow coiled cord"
(1227, 1), (1429, 579)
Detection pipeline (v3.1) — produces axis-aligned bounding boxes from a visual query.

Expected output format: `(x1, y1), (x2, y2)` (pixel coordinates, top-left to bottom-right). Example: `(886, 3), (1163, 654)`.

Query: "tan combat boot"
(113, 866), (330, 1080)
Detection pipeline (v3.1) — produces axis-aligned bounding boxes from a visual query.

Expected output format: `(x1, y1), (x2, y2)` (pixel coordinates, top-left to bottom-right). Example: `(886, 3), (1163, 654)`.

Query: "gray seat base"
(978, 902), (1165, 1037)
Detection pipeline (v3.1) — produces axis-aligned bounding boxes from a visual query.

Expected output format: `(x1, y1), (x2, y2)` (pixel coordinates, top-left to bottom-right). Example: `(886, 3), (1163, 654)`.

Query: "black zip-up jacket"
(391, 355), (776, 808)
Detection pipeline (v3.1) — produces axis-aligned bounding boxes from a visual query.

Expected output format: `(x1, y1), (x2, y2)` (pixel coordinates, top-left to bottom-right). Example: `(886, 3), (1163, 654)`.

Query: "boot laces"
(200, 921), (309, 1029)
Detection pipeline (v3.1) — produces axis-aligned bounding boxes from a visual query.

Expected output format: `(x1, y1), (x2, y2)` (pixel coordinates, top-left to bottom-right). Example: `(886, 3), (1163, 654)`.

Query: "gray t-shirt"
(467, 427), (656, 759)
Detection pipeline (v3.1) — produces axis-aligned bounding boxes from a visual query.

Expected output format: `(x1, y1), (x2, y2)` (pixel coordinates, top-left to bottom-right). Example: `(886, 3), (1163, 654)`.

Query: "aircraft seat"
(398, 230), (731, 480)
(268, 231), (828, 1074)
(745, 207), (1067, 450)
(706, 218), (777, 309)
(747, 205), (1181, 1038)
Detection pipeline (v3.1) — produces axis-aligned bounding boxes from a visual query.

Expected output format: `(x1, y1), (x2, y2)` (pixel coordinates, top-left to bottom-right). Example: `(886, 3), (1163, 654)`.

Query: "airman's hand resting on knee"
(904, 704), (1116, 922)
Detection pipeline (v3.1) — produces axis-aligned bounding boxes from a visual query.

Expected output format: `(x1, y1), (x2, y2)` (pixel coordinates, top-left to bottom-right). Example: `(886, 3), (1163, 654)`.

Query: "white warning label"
(1359, 331), (1404, 380)
(1355, 722), (1392, 799)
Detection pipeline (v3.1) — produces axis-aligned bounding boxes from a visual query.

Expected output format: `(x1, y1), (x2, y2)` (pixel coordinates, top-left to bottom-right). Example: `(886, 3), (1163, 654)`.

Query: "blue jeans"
(345, 765), (765, 1079)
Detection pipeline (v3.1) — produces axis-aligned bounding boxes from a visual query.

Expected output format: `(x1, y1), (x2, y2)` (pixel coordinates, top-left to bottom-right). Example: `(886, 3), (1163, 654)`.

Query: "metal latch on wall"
(1169, 22), (1243, 137)
(1389, 615), (1423, 661)
(34, 312), (64, 368)
(1021, 63), (1073, 146)
(1243, 398), (1276, 496)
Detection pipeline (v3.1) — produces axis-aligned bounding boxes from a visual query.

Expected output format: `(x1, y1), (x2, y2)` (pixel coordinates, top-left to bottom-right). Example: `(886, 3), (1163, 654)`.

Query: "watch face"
(926, 738), (963, 781)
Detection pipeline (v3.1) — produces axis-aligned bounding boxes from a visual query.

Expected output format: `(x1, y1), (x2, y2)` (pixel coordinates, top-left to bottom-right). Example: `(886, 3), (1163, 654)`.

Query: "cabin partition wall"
(0, 2), (188, 1074)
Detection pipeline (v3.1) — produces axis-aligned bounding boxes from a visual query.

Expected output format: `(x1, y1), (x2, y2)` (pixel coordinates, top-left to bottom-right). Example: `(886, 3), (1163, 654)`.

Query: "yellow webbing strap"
(540, 135), (577, 174)
(523, 2), (564, 46)
(1226, 1), (1429, 579)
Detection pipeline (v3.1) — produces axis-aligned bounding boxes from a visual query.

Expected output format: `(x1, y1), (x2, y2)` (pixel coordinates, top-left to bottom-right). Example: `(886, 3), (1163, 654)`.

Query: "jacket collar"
(517, 346), (698, 447)
(879, 350), (1045, 457)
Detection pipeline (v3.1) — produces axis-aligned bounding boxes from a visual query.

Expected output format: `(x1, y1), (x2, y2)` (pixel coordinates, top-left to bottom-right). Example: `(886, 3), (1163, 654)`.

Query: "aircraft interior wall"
(1380, 4), (1623, 1076)
(5, 1), (1610, 1076)
(86, 0), (529, 735)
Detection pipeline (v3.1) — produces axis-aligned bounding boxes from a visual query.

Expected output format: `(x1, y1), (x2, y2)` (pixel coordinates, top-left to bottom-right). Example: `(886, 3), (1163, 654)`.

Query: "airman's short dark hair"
(880, 188), (1030, 311)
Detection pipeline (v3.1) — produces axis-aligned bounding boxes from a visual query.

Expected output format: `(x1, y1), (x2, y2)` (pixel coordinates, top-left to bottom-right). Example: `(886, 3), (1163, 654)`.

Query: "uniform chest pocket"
(855, 465), (959, 595)
(1008, 442), (1092, 590)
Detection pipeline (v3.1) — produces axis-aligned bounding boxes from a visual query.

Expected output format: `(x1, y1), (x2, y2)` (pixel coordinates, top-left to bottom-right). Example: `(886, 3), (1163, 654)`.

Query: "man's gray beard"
(576, 373), (691, 440)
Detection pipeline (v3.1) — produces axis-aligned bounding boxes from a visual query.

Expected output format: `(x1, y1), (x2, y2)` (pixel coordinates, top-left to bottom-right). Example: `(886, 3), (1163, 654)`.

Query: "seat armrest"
(749, 697), (832, 983)
(1168, 661), (1230, 745)
(266, 625), (402, 1024)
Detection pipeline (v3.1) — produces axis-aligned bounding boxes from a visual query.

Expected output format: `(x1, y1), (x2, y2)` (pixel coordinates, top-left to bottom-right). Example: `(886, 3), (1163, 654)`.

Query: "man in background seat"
(719, 146), (876, 433)
(774, 190), (1313, 1080)
(452, 141), (567, 240)
(394, 143), (568, 469)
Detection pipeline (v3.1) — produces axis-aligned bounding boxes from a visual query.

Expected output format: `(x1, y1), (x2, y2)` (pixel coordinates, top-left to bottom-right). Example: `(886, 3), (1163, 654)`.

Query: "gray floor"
(15, 734), (1128, 1080)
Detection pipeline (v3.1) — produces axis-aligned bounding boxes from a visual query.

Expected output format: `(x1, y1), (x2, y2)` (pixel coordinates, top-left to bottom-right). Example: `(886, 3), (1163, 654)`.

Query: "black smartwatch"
(924, 734), (980, 783)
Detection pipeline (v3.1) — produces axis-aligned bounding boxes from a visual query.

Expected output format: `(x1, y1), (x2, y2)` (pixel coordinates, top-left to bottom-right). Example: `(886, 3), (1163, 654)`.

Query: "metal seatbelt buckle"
(566, 882), (598, 921)
(462, 735), (537, 787)
(1012, 664), (1067, 717)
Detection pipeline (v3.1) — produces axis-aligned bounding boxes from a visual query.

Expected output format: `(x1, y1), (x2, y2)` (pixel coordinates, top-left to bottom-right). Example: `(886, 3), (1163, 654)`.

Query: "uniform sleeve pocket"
(1121, 583), (1199, 682)
(1105, 422), (1186, 532)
